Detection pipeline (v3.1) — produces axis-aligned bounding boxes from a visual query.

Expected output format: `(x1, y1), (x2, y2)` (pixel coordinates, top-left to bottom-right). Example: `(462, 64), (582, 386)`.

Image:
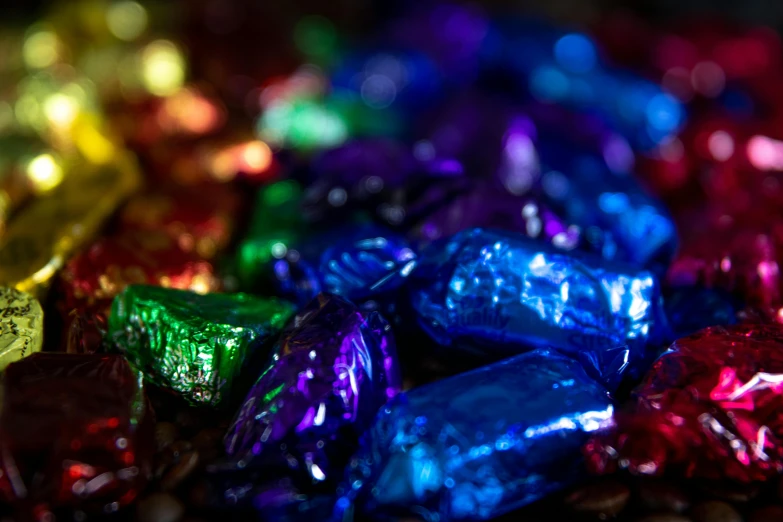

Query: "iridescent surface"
(411, 228), (664, 388)
(271, 224), (417, 306)
(337, 348), (613, 521)
(223, 293), (400, 496)
(108, 285), (296, 407)
(586, 324), (783, 482)
(0, 353), (152, 517)
(0, 286), (43, 370)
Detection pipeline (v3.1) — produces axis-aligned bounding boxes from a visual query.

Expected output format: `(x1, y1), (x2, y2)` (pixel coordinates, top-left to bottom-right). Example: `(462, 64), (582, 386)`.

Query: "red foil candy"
(0, 353), (153, 516)
(585, 323), (783, 482)
(117, 185), (242, 260)
(58, 229), (220, 324)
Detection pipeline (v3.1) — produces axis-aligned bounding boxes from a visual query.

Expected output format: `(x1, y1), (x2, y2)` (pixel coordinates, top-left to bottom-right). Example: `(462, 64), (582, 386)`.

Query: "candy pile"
(3, 1), (783, 521)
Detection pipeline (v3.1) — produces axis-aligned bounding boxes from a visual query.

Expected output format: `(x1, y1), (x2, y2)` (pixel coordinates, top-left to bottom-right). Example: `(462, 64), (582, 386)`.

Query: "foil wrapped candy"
(107, 285), (296, 408)
(217, 293), (401, 508)
(410, 228), (666, 389)
(336, 348), (613, 521)
(585, 323), (783, 482)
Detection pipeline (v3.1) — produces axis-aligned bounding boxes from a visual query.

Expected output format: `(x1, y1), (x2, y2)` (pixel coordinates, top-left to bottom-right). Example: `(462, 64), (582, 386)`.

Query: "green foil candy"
(107, 285), (296, 407)
(235, 180), (305, 289)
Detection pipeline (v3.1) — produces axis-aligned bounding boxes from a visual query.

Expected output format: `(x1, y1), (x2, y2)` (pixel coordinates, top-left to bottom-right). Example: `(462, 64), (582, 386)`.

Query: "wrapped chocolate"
(218, 293), (400, 508)
(107, 285), (296, 407)
(0, 287), (43, 370)
(0, 152), (141, 299)
(0, 353), (153, 516)
(410, 181), (582, 251)
(585, 324), (783, 482)
(270, 224), (416, 307)
(303, 139), (468, 230)
(337, 348), (613, 521)
(58, 229), (220, 324)
(118, 184), (242, 260)
(235, 180), (306, 289)
(410, 228), (666, 389)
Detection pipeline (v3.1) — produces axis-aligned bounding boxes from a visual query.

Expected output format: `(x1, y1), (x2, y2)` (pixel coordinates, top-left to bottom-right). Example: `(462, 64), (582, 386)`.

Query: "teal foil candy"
(336, 348), (614, 521)
(108, 285), (296, 407)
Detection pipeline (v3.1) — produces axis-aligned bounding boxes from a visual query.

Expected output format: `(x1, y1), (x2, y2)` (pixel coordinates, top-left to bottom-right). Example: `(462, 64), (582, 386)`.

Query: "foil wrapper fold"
(108, 285), (296, 408)
(221, 293), (401, 504)
(585, 324), (783, 482)
(337, 348), (613, 521)
(0, 287), (44, 370)
(270, 224), (417, 307)
(410, 228), (666, 389)
(0, 353), (153, 517)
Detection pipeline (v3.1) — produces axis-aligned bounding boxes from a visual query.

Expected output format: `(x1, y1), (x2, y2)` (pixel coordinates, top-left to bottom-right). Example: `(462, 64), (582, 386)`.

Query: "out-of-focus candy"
(337, 348), (613, 521)
(107, 285), (296, 408)
(585, 323), (783, 482)
(222, 293), (400, 504)
(0, 152), (140, 299)
(270, 224), (416, 307)
(303, 139), (467, 230)
(117, 185), (242, 259)
(410, 181), (581, 250)
(664, 286), (738, 339)
(410, 228), (665, 389)
(57, 229), (220, 324)
(0, 287), (43, 370)
(482, 20), (685, 148)
(234, 180), (306, 289)
(0, 353), (153, 517)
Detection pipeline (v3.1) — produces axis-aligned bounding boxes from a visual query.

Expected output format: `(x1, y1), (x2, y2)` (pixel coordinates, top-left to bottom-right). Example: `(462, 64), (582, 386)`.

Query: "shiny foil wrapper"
(108, 285), (296, 408)
(0, 153), (141, 299)
(0, 287), (43, 370)
(410, 181), (582, 250)
(585, 324), (783, 482)
(0, 353), (153, 516)
(118, 184), (241, 260)
(222, 293), (400, 505)
(58, 229), (220, 324)
(410, 228), (666, 389)
(270, 224), (416, 307)
(337, 348), (613, 521)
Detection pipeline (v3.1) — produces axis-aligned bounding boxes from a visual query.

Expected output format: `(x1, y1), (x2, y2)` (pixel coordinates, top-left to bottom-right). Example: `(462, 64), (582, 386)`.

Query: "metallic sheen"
(337, 348), (613, 521)
(107, 285), (296, 407)
(0, 286), (43, 370)
(410, 228), (665, 389)
(223, 293), (401, 494)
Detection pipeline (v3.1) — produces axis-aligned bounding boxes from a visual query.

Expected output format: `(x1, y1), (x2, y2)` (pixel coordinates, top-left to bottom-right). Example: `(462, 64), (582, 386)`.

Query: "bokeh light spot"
(554, 33), (597, 74)
(107, 1), (148, 41)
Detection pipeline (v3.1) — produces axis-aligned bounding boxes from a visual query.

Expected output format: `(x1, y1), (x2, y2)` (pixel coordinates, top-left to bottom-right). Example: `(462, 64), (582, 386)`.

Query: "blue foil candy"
(410, 228), (665, 389)
(335, 348), (614, 521)
(271, 224), (417, 307)
(221, 293), (401, 502)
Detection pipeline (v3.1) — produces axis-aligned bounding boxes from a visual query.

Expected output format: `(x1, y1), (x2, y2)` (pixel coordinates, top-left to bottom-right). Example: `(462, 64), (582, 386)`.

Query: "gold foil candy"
(0, 150), (141, 299)
(0, 286), (43, 370)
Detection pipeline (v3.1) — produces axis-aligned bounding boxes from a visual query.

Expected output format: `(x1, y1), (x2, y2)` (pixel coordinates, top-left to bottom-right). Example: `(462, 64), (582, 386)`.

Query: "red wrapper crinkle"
(585, 323), (783, 482)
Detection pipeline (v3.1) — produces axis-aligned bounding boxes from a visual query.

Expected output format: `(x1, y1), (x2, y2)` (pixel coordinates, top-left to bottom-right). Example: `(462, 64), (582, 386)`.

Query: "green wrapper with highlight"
(107, 285), (296, 407)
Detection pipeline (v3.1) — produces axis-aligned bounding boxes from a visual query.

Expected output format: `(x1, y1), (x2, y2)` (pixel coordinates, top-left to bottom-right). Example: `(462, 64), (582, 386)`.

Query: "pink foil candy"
(585, 323), (783, 482)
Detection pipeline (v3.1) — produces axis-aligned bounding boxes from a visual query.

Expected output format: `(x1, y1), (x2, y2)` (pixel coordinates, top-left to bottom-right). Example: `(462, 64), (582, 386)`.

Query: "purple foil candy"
(224, 293), (401, 490)
(410, 181), (581, 250)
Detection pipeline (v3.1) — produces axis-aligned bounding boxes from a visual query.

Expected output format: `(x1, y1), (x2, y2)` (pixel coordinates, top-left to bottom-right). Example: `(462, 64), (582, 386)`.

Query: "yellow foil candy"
(0, 150), (140, 299)
(0, 286), (44, 370)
